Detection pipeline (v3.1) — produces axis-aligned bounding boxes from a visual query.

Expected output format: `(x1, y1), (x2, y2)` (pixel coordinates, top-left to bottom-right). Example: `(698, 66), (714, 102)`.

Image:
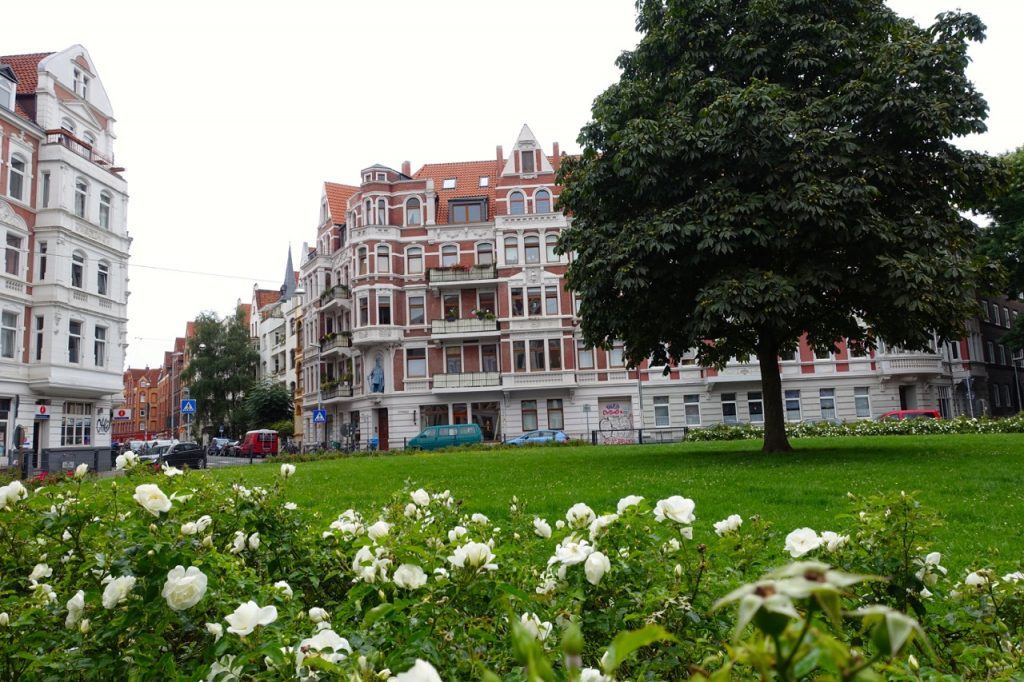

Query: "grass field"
(212, 434), (1024, 574)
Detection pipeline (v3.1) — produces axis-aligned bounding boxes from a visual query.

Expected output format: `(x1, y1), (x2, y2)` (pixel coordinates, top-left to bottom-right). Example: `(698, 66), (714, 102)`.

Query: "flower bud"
(202, 535), (213, 547)
(79, 618), (90, 634)
(147, 549), (155, 556)
(0, 612), (9, 626)
(149, 524), (157, 533)
(674, 564), (682, 578)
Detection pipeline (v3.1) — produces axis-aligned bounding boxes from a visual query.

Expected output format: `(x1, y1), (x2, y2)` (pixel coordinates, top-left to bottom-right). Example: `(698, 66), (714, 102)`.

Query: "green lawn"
(213, 434), (1024, 573)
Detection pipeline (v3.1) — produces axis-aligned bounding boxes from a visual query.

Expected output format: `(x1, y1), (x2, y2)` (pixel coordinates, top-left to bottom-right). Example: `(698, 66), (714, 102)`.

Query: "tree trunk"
(756, 335), (793, 453)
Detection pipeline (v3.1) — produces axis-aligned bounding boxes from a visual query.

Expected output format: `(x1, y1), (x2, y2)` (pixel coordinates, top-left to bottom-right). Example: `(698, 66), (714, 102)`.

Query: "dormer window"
(363, 173), (372, 183)
(0, 75), (14, 111)
(375, 172), (387, 181)
(73, 68), (90, 99)
(520, 150), (535, 174)
(479, 176), (489, 187)
(442, 178), (456, 190)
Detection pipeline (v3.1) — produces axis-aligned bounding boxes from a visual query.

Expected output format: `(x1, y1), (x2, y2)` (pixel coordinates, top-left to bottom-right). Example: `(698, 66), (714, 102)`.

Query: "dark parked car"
(503, 429), (570, 446)
(140, 442), (207, 469)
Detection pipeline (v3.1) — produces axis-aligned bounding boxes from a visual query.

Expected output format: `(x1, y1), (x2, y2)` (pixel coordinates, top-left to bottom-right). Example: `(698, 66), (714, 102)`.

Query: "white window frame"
(94, 325), (107, 367)
(68, 320), (83, 363)
(406, 347), (426, 378)
(683, 394), (701, 426)
(819, 388), (836, 420)
(854, 387), (871, 418)
(8, 153), (27, 201)
(74, 178), (88, 218)
(97, 261), (109, 296)
(99, 191), (112, 229)
(722, 392), (738, 424)
(784, 389), (802, 421)
(1, 310), (17, 359)
(654, 395), (670, 427)
(748, 391), (764, 423)
(405, 197), (422, 226)
(406, 247), (423, 275)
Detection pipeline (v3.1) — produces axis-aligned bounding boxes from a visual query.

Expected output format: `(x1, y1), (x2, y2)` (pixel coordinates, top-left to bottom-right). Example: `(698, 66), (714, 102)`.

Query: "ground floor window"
(748, 391), (764, 423)
(62, 401), (93, 446)
(819, 388), (836, 420)
(653, 396), (670, 427)
(407, 348), (426, 378)
(420, 404), (448, 427)
(785, 390), (801, 421)
(683, 394), (700, 426)
(721, 393), (737, 424)
(521, 400), (538, 431)
(452, 403), (468, 424)
(854, 386), (871, 418)
(547, 399), (564, 429)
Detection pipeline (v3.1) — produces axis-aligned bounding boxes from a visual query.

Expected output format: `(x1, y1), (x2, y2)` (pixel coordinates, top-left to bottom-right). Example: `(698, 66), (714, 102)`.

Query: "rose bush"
(0, 465), (1021, 680)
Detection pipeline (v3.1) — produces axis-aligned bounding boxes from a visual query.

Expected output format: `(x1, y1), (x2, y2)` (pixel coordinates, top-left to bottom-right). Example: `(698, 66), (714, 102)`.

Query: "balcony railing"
(502, 371), (577, 390)
(321, 383), (354, 400)
(320, 334), (352, 355)
(318, 285), (351, 308)
(427, 264), (497, 284)
(44, 130), (123, 173)
(432, 372), (501, 390)
(431, 318), (500, 336)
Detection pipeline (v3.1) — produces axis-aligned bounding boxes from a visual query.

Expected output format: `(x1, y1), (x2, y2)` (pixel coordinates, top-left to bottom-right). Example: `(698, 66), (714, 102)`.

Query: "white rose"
(29, 563), (53, 581)
(162, 565), (208, 611)
(65, 590), (85, 628)
(279, 463), (295, 479)
(615, 495), (644, 513)
(580, 668), (613, 682)
(588, 514), (618, 541)
(653, 496), (696, 524)
(295, 628), (351, 676)
(533, 518), (552, 538)
(393, 659), (443, 682)
(114, 454), (128, 470)
(0, 613), (8, 626)
(74, 463), (89, 479)
(196, 515), (213, 532)
(520, 612), (553, 641)
(448, 542), (497, 571)
(284, 502), (297, 511)
(102, 575), (137, 609)
(964, 571), (990, 588)
(393, 564), (428, 590)
(273, 581), (293, 598)
(411, 488), (430, 507)
(308, 606), (330, 623)
(78, 618), (90, 634)
(565, 502), (596, 528)
(248, 532), (260, 550)
(229, 531), (246, 554)
(133, 484), (172, 517)
(784, 527), (822, 558)
(447, 526), (468, 543)
(180, 522), (198, 535)
(820, 530), (849, 552)
(713, 514), (743, 536)
(224, 601), (277, 636)
(470, 513), (490, 525)
(584, 551), (611, 585)
(680, 526), (694, 540)
(206, 622), (224, 641)
(367, 521), (391, 541)
(162, 465), (183, 477)
(550, 537), (594, 567)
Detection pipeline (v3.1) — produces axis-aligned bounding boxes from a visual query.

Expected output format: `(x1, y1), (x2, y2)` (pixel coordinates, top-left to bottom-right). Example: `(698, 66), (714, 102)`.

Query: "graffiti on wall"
(597, 399), (635, 444)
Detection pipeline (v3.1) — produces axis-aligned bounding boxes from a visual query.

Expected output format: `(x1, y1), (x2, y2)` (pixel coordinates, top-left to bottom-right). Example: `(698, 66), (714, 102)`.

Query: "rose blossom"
(392, 564), (428, 590)
(102, 575), (136, 609)
(520, 612), (553, 641)
(65, 590), (85, 628)
(225, 601), (277, 636)
(280, 463), (296, 478)
(585, 551), (611, 585)
(133, 484), (172, 517)
(820, 531), (849, 552)
(393, 659), (443, 682)
(411, 488), (430, 506)
(533, 518), (552, 538)
(448, 541), (497, 571)
(784, 528), (822, 558)
(308, 606), (330, 623)
(206, 622), (223, 641)
(273, 581), (293, 598)
(367, 521), (391, 541)
(295, 628), (351, 676)
(654, 496), (696, 524)
(565, 502), (596, 528)
(74, 463), (89, 479)
(713, 514), (743, 536)
(161, 565), (208, 611)
(616, 495), (644, 513)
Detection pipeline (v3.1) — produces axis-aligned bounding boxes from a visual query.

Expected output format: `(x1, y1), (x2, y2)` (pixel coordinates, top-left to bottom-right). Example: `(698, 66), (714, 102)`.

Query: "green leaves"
(602, 624), (678, 673)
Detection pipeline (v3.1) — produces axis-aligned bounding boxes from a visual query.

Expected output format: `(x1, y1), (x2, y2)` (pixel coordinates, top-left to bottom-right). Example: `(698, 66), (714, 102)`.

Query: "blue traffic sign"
(180, 399), (197, 414)
(312, 408), (327, 424)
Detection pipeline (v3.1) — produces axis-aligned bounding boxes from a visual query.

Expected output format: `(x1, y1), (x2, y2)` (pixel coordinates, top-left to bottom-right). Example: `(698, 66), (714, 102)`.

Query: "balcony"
(44, 129), (124, 175)
(877, 353), (945, 380)
(503, 371), (577, 390)
(321, 383), (354, 401)
(576, 370), (631, 384)
(431, 318), (500, 339)
(427, 264), (497, 287)
(432, 372), (502, 391)
(318, 285), (351, 311)
(319, 334), (352, 358)
(352, 326), (404, 346)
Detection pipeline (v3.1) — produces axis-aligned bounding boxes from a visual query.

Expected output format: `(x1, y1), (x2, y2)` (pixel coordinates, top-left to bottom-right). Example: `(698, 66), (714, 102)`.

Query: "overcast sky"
(4, 1), (1021, 369)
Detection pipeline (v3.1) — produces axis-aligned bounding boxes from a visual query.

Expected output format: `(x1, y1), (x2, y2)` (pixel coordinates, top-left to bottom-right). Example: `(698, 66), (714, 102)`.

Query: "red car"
(878, 409), (940, 421)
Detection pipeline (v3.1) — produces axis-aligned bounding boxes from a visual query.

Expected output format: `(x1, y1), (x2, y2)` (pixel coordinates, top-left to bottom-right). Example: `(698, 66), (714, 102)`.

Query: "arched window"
(83, 131), (96, 148)
(504, 236), (519, 265)
(74, 179), (88, 218)
(364, 200), (372, 225)
(376, 245), (390, 273)
(406, 247), (423, 275)
(535, 189), (551, 214)
(406, 197), (422, 226)
(524, 235), (541, 264)
(441, 245), (458, 267)
(378, 198), (387, 225)
(509, 191), (525, 215)
(545, 234), (559, 262)
(71, 252), (85, 288)
(476, 242), (494, 266)
(8, 154), (26, 201)
(99, 191), (112, 229)
(61, 118), (76, 134)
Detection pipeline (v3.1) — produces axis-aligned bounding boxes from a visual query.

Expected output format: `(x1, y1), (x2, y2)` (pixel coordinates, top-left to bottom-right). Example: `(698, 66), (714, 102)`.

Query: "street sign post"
(181, 399), (197, 440)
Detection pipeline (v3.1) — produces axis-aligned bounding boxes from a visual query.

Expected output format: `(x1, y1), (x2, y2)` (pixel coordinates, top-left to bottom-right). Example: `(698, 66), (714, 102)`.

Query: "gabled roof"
(324, 182), (358, 225)
(413, 159), (499, 224)
(0, 52), (52, 94)
(254, 289), (281, 311)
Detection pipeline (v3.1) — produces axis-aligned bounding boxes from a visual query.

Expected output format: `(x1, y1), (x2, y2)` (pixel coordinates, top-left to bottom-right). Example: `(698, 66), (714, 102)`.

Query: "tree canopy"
(978, 146), (1024, 353)
(240, 380), (293, 432)
(180, 306), (258, 439)
(557, 0), (1001, 451)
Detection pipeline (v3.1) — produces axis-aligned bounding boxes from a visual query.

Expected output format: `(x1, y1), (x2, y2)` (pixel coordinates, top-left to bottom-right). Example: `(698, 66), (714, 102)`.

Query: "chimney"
(552, 142), (560, 170)
(496, 145), (503, 166)
(401, 160), (411, 176)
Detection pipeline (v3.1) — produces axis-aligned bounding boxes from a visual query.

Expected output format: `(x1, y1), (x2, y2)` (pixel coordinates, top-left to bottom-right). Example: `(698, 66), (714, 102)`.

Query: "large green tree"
(240, 380), (293, 432)
(180, 306), (258, 439)
(558, 0), (1001, 452)
(979, 146), (1024, 353)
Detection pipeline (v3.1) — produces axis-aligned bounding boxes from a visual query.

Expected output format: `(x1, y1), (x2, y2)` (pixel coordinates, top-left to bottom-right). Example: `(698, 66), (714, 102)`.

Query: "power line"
(129, 262), (277, 284)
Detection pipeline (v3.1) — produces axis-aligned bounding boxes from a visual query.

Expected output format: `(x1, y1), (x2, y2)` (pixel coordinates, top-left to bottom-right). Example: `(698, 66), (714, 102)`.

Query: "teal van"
(408, 423), (483, 451)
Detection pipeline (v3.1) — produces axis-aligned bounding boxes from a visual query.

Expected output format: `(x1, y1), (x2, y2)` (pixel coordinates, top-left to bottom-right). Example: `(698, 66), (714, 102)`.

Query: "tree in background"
(979, 146), (1024, 353)
(180, 306), (258, 439)
(558, 0), (1001, 452)
(240, 380), (293, 433)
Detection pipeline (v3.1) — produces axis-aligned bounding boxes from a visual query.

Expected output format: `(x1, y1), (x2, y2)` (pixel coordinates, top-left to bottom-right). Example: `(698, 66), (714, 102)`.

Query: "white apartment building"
(294, 125), (1010, 449)
(0, 47), (129, 471)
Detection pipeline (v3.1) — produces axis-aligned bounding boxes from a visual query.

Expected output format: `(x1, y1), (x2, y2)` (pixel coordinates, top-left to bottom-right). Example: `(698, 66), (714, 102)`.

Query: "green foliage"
(241, 381), (293, 431)
(978, 146), (1024, 298)
(180, 306), (258, 438)
(558, 0), (1002, 452)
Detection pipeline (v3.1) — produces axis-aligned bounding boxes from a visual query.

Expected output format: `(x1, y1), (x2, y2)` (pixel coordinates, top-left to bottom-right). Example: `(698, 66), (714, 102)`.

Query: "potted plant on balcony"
(320, 332), (337, 345)
(338, 373), (353, 386)
(445, 307), (458, 322)
(320, 378), (338, 393)
(472, 308), (496, 321)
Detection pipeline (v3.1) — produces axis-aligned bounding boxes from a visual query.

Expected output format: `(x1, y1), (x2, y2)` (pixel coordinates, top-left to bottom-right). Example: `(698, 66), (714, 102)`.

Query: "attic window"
(442, 178), (456, 190)
(375, 172), (387, 181)
(521, 150), (535, 174)
(73, 68), (90, 99)
(479, 176), (489, 187)
(0, 78), (13, 111)
(363, 173), (372, 182)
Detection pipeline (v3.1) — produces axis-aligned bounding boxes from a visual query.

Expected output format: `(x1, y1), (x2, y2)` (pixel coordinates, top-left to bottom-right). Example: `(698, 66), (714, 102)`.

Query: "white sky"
(4, 1), (1021, 369)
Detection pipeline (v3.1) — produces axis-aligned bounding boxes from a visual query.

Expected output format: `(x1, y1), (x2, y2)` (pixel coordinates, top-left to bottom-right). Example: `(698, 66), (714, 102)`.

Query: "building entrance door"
(376, 409), (389, 450)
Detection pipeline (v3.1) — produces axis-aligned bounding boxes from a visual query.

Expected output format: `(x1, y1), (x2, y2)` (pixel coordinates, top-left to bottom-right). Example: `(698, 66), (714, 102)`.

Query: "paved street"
(206, 454), (269, 469)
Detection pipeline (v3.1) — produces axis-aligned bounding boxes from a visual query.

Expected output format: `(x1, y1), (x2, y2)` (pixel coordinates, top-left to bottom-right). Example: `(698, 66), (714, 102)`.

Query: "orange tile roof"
(325, 182), (358, 225)
(413, 160), (499, 224)
(0, 52), (52, 94)
(254, 289), (281, 310)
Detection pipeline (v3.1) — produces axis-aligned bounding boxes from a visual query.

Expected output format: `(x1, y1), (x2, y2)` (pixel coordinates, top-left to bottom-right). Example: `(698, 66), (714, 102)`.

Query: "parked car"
(408, 424), (483, 451)
(207, 437), (231, 455)
(140, 442), (206, 469)
(503, 429), (570, 446)
(877, 409), (941, 421)
(237, 429), (279, 457)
